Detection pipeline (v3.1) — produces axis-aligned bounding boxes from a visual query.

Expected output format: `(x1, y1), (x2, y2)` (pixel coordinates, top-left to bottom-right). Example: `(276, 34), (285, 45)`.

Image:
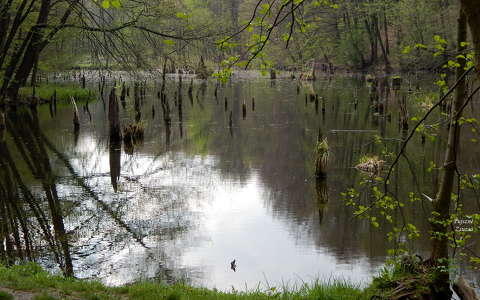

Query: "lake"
(1, 72), (479, 291)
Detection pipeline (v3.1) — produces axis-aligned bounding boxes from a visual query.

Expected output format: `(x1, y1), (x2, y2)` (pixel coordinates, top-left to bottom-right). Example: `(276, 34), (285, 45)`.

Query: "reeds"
(123, 122), (144, 145)
(355, 155), (385, 174)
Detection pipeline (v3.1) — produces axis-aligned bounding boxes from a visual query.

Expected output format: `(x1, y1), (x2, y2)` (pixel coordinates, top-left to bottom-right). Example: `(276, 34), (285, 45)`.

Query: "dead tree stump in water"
(70, 96), (80, 132)
(53, 89), (57, 114)
(188, 79), (193, 97)
(399, 94), (409, 130)
(242, 101), (246, 120)
(161, 93), (171, 126)
(81, 74), (86, 89)
(196, 56), (210, 79)
(109, 88), (121, 140)
(270, 69), (276, 80)
(120, 83), (126, 108)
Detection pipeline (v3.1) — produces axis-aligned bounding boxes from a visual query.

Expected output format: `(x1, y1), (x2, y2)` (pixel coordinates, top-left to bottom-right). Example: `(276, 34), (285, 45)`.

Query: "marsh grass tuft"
(123, 122), (145, 154)
(315, 138), (329, 178)
(355, 155), (385, 175)
(123, 123), (145, 144)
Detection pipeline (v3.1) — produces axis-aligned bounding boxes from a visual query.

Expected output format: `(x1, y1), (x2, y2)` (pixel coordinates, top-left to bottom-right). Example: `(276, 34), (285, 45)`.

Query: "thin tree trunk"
(461, 0), (480, 69)
(6, 0), (51, 101)
(429, 8), (467, 300)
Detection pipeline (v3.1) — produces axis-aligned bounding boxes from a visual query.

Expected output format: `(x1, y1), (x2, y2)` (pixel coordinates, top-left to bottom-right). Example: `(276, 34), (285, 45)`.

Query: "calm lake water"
(1, 73), (479, 290)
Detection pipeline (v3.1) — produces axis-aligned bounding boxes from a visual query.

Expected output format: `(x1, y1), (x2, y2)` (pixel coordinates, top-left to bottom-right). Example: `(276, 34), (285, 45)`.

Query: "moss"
(366, 256), (439, 299)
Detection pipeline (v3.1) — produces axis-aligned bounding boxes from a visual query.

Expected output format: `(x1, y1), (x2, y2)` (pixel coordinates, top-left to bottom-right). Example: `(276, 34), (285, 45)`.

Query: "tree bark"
(429, 8), (467, 300)
(460, 0), (480, 70)
(7, 0), (51, 98)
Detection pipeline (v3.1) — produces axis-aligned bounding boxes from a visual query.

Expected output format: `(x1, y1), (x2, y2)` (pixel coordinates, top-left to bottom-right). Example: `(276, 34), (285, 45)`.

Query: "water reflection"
(2, 109), (73, 276)
(0, 76), (478, 290)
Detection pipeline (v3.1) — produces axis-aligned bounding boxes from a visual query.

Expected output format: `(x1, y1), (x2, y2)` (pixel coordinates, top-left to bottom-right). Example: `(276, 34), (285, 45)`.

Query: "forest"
(0, 0), (480, 299)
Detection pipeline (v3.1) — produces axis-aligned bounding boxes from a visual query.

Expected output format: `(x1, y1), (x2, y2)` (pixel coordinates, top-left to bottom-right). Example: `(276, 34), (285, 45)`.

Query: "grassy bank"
(19, 85), (95, 103)
(0, 263), (373, 300)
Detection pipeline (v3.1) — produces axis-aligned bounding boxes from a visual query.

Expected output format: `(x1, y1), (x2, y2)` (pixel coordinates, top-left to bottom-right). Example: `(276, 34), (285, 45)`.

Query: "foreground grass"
(19, 85), (95, 103)
(0, 263), (372, 300)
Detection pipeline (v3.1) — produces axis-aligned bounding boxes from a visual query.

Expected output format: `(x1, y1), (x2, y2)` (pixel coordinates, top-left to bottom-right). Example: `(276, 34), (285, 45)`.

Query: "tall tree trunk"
(461, 0), (480, 69)
(364, 18), (377, 65)
(375, 15), (390, 72)
(383, 6), (389, 55)
(6, 0), (51, 101)
(0, 0), (34, 70)
(429, 8), (467, 300)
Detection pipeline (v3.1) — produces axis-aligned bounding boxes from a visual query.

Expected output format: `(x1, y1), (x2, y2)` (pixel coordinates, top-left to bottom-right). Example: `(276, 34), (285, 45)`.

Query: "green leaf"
(434, 35), (447, 44)
(176, 12), (188, 19)
(163, 39), (174, 46)
(414, 43), (428, 49)
(111, 0), (121, 8)
(101, 0), (110, 9)
(402, 45), (412, 54)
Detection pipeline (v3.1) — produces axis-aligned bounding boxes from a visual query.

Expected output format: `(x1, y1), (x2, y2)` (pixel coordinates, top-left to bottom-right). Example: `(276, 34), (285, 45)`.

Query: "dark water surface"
(2, 74), (479, 290)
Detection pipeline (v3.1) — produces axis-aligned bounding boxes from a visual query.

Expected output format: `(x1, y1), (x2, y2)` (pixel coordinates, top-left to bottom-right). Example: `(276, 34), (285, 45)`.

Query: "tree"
(0, 0), (224, 105)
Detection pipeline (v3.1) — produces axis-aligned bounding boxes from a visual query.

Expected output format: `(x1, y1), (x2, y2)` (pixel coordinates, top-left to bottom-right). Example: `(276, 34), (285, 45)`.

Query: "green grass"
(33, 293), (61, 300)
(0, 263), (373, 300)
(0, 290), (14, 300)
(19, 85), (96, 103)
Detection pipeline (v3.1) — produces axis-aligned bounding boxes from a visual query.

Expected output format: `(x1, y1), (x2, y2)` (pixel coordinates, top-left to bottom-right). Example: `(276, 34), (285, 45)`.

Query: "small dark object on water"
(225, 97), (228, 112)
(230, 259), (236, 272)
(252, 97), (255, 111)
(242, 101), (246, 119)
